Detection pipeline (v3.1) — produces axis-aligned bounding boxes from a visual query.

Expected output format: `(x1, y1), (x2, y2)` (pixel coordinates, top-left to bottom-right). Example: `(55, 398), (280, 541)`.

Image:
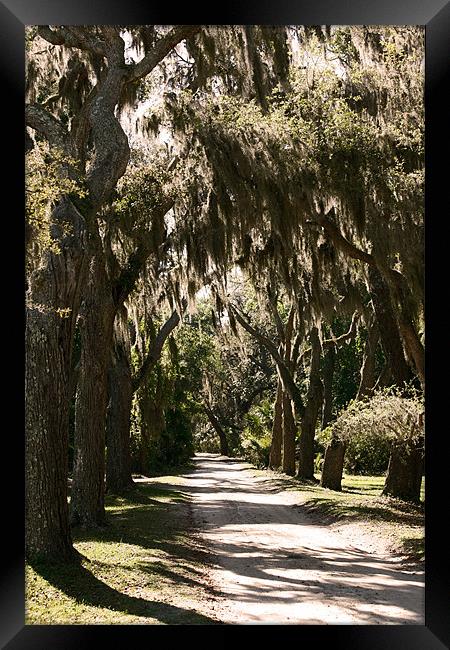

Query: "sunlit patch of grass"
(26, 477), (218, 625)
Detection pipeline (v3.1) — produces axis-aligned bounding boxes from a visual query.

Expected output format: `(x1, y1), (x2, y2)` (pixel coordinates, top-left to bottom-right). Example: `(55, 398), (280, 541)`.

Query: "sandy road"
(183, 453), (424, 625)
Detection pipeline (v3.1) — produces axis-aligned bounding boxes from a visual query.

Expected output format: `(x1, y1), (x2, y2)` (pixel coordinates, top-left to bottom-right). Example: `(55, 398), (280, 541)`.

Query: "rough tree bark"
(321, 438), (346, 491)
(70, 251), (115, 527)
(280, 306), (297, 476)
(298, 327), (323, 481)
(26, 195), (89, 562)
(281, 391), (297, 476)
(382, 438), (424, 503)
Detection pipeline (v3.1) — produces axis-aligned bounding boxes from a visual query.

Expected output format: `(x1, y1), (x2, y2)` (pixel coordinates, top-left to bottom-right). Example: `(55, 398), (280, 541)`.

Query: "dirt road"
(185, 453), (424, 624)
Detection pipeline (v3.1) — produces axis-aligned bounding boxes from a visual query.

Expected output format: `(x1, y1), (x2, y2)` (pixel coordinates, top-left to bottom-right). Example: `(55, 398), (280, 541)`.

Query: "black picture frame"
(2, 1), (448, 647)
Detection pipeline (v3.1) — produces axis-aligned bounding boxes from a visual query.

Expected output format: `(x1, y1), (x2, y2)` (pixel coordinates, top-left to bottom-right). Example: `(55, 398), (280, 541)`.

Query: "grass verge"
(26, 474), (219, 625)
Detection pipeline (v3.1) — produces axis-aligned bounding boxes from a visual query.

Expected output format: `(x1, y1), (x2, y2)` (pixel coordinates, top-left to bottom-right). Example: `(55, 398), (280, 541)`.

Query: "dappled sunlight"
(185, 455), (424, 624)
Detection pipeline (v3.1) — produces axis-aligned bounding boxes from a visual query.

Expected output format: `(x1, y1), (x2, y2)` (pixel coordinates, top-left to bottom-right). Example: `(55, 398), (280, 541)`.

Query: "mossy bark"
(25, 199), (88, 562)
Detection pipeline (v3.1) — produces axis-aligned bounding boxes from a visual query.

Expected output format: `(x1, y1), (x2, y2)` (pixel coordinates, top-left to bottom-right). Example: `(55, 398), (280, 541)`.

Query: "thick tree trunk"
(106, 311), (134, 493)
(282, 391), (296, 476)
(321, 439), (346, 491)
(298, 328), (323, 481)
(321, 347), (335, 429)
(382, 440), (424, 503)
(25, 199), (88, 562)
(356, 319), (379, 400)
(368, 266), (412, 386)
(70, 252), (115, 527)
(26, 312), (77, 562)
(269, 379), (283, 469)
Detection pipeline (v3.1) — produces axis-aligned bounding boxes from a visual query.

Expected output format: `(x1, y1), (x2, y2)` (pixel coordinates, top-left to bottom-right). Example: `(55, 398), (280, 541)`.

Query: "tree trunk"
(204, 406), (229, 456)
(368, 266), (412, 386)
(70, 252), (115, 527)
(321, 439), (346, 491)
(25, 199), (88, 562)
(26, 311), (77, 562)
(321, 347), (335, 429)
(269, 379), (283, 469)
(298, 328), (323, 481)
(382, 439), (424, 503)
(282, 391), (296, 476)
(106, 311), (134, 493)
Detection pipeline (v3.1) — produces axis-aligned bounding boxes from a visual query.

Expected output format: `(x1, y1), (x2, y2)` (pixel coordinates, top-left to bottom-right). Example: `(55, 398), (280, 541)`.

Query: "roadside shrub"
(344, 429), (391, 475)
(325, 386), (424, 475)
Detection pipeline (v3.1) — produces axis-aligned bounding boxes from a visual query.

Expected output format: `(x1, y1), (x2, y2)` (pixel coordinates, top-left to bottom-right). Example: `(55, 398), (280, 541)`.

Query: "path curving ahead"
(184, 453), (424, 625)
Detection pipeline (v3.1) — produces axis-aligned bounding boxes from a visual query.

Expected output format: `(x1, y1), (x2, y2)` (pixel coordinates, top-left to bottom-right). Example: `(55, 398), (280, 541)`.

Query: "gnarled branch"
(37, 26), (106, 57)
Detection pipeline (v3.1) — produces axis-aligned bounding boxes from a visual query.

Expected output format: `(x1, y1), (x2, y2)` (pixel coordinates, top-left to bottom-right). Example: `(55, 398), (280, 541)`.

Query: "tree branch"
(132, 307), (183, 393)
(25, 103), (69, 149)
(324, 310), (359, 349)
(266, 285), (285, 343)
(37, 26), (106, 57)
(229, 303), (304, 416)
(127, 26), (201, 82)
(112, 197), (175, 307)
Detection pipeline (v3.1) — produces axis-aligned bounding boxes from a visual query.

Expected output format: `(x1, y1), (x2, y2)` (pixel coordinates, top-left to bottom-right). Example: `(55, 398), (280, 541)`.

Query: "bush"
(321, 386), (424, 475)
(344, 429), (391, 475)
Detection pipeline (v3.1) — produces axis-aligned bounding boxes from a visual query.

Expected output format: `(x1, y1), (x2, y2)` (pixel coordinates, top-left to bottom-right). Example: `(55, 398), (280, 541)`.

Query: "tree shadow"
(300, 497), (424, 527)
(28, 558), (218, 624)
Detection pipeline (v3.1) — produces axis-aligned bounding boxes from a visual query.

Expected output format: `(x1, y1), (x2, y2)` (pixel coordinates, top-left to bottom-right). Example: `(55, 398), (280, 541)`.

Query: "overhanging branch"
(37, 26), (106, 57)
(127, 26), (201, 82)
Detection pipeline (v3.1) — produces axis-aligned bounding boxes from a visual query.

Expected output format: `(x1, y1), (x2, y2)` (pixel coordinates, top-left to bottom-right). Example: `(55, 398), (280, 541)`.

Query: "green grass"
(26, 479), (219, 625)
(340, 473), (425, 502)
